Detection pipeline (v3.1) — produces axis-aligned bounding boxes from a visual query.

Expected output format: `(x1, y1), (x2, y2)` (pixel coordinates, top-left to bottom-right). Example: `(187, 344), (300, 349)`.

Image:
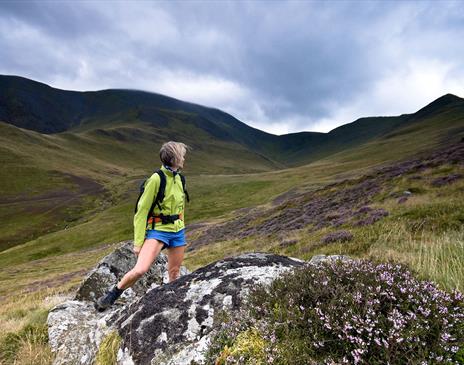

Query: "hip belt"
(147, 213), (184, 225)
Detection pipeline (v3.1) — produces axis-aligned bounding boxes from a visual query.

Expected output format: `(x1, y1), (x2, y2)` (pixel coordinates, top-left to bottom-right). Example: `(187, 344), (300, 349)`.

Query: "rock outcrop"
(74, 240), (173, 302)
(115, 252), (305, 365)
(47, 240), (318, 364)
(47, 240), (189, 365)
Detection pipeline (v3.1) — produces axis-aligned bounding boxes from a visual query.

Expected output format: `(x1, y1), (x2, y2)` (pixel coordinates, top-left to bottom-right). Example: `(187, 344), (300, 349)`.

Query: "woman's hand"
(133, 245), (142, 256)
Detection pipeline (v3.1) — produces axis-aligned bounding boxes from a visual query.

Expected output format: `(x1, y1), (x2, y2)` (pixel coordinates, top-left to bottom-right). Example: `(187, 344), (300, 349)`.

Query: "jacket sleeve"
(133, 174), (160, 247)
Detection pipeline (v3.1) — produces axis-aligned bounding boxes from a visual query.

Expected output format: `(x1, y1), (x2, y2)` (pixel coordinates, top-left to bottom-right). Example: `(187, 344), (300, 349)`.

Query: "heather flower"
(322, 230), (353, 244)
(431, 173), (463, 187)
(206, 259), (464, 364)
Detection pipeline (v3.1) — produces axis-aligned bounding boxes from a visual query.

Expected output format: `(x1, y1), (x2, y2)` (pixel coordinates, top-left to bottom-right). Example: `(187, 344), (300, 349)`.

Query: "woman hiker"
(95, 141), (190, 311)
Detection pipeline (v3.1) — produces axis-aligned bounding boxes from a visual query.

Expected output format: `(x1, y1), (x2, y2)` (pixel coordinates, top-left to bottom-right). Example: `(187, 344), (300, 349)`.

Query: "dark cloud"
(0, 1), (108, 38)
(0, 0), (463, 134)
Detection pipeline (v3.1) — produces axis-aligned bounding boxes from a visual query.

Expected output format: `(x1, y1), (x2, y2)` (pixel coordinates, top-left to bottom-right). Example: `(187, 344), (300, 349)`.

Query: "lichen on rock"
(116, 252), (305, 365)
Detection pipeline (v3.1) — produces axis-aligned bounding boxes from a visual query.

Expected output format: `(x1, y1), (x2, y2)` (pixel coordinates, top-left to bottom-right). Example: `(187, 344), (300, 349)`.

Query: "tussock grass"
(0, 288), (79, 365)
(9, 342), (53, 365)
(0, 298), (53, 365)
(367, 223), (464, 292)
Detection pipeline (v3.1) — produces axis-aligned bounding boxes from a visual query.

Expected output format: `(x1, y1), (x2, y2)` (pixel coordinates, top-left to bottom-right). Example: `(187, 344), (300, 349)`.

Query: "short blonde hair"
(159, 141), (189, 167)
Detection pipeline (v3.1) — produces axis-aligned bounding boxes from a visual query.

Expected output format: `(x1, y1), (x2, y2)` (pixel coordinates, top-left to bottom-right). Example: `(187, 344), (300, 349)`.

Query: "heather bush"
(322, 230), (353, 244)
(431, 174), (463, 187)
(206, 259), (464, 364)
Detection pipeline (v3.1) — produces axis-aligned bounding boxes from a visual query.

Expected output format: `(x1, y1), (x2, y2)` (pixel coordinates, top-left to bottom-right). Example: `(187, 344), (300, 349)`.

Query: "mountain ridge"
(2, 74), (463, 134)
(2, 74), (463, 167)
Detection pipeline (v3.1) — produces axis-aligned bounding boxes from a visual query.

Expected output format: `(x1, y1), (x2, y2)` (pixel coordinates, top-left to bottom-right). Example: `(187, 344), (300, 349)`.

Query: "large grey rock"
(75, 240), (173, 301)
(48, 301), (108, 365)
(115, 252), (305, 365)
(308, 254), (352, 265)
(47, 240), (189, 365)
(48, 243), (347, 365)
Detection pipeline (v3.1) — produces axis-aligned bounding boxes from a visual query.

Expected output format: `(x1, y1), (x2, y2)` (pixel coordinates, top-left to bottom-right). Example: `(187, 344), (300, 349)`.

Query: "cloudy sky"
(1, 1), (464, 134)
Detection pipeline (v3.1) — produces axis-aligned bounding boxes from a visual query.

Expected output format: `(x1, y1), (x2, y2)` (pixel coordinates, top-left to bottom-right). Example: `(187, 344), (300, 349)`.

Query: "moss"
(215, 327), (267, 365)
(95, 330), (122, 365)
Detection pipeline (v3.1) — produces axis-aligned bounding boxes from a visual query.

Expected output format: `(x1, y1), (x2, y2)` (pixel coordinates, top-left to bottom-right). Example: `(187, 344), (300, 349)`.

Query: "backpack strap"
(134, 170), (167, 230)
(137, 170), (188, 230)
(154, 170), (166, 209)
(134, 179), (148, 214)
(179, 173), (190, 202)
(148, 170), (166, 229)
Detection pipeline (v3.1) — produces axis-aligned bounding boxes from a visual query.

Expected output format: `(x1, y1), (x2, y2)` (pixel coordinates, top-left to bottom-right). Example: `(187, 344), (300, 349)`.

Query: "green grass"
(0, 202), (132, 269)
(0, 292), (56, 365)
(367, 224), (464, 292)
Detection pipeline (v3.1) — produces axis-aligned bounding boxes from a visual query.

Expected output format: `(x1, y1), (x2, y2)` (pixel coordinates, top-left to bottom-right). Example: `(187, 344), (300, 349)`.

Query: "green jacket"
(133, 165), (186, 247)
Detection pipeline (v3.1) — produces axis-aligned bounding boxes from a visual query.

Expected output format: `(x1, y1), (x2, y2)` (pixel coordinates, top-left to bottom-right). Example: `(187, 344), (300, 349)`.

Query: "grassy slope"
(0, 103), (462, 273)
(0, 112), (282, 251)
(185, 151), (464, 293)
(4, 75), (463, 170)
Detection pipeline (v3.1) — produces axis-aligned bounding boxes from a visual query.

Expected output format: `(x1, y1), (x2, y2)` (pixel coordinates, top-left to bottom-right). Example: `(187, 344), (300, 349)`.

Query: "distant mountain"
(0, 75), (305, 164)
(2, 75), (463, 166)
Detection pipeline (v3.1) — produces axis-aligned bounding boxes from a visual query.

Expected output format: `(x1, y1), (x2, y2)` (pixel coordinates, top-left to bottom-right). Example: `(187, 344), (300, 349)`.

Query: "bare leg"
(117, 238), (165, 290)
(167, 245), (185, 282)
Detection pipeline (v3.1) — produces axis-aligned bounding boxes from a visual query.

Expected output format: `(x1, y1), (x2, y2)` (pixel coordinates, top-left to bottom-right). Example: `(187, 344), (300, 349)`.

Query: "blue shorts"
(145, 229), (186, 250)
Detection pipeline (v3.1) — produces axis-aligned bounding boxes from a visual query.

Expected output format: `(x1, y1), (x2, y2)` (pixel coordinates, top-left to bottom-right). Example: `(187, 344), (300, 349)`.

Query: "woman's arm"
(133, 174), (160, 248)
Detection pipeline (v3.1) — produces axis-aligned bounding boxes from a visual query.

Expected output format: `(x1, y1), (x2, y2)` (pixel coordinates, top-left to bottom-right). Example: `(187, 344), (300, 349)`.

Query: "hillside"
(185, 140), (464, 287)
(1, 75), (464, 253)
(0, 74), (317, 164)
(0, 116), (463, 272)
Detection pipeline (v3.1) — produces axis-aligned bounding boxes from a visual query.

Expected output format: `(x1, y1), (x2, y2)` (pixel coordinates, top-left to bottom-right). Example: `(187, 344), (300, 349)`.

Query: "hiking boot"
(94, 286), (123, 312)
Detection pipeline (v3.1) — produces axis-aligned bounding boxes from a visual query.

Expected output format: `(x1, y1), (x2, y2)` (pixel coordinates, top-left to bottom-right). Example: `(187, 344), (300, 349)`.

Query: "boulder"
(47, 241), (189, 365)
(48, 243), (347, 365)
(115, 252), (305, 365)
(308, 254), (351, 265)
(74, 240), (174, 302)
(48, 301), (108, 365)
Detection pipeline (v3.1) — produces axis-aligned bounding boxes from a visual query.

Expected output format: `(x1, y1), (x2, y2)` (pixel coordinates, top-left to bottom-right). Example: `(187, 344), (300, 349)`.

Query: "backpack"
(134, 169), (190, 223)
